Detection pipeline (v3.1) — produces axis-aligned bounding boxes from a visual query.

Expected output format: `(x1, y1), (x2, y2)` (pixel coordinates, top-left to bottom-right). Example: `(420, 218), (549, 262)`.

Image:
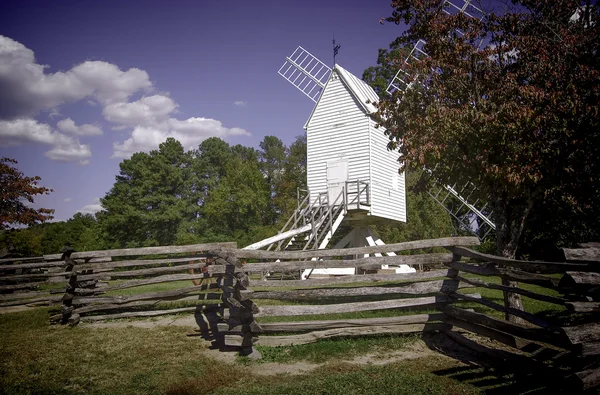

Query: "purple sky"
(0, 0), (408, 221)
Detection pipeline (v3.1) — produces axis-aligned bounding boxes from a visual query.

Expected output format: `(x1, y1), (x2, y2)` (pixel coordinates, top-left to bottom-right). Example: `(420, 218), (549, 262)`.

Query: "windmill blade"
(278, 46), (332, 103)
(427, 179), (495, 240)
(442, 0), (484, 21)
(386, 39), (427, 96)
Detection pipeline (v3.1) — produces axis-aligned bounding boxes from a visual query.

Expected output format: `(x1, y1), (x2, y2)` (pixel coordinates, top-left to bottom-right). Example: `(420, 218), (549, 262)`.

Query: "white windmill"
(386, 0), (496, 240)
(244, 41), (415, 278)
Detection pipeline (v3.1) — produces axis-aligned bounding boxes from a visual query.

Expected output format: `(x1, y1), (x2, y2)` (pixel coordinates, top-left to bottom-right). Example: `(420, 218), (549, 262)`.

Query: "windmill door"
(326, 159), (348, 204)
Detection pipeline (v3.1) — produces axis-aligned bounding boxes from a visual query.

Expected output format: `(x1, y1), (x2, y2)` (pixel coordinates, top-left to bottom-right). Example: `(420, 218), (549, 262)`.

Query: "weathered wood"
(253, 280), (472, 301)
(72, 273), (220, 294)
(449, 292), (557, 330)
(562, 322), (600, 345)
(442, 315), (530, 350)
(578, 242), (600, 249)
(254, 294), (478, 318)
(450, 246), (588, 273)
(579, 341), (600, 356)
(255, 323), (450, 347)
(0, 295), (62, 307)
(572, 367), (600, 391)
(73, 257), (205, 271)
(563, 247), (600, 263)
(0, 290), (52, 301)
(238, 253), (453, 273)
(68, 313), (80, 327)
(60, 263), (212, 282)
(43, 242), (236, 261)
(79, 305), (219, 321)
(0, 256), (44, 264)
(259, 313), (446, 333)
(73, 300), (215, 315)
(250, 269), (452, 288)
(448, 261), (559, 289)
(0, 282), (44, 291)
(441, 305), (570, 348)
(73, 286), (208, 306)
(560, 271), (600, 286)
(0, 257), (111, 272)
(456, 276), (566, 305)
(226, 237), (479, 260)
(565, 301), (600, 313)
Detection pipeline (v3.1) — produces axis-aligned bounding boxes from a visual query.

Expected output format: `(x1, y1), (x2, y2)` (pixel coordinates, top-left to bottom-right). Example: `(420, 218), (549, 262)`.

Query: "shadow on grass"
(422, 331), (574, 394)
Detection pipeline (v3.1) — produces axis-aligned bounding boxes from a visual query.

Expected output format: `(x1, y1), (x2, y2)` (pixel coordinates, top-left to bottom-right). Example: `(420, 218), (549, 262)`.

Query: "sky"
(0, 0), (408, 221)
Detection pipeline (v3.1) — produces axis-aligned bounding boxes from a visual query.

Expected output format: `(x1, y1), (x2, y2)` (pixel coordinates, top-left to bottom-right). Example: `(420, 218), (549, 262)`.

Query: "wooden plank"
(0, 257), (111, 272)
(256, 323), (450, 347)
(0, 295), (62, 307)
(72, 273), (219, 294)
(565, 301), (600, 313)
(449, 292), (558, 330)
(259, 313), (446, 333)
(79, 305), (219, 321)
(254, 294), (477, 318)
(456, 276), (566, 305)
(560, 271), (600, 286)
(450, 246), (588, 273)
(74, 257), (205, 271)
(225, 237), (479, 260)
(442, 315), (531, 350)
(0, 256), (44, 264)
(0, 282), (44, 291)
(0, 290), (52, 301)
(250, 269), (452, 288)
(563, 247), (600, 262)
(578, 242), (600, 248)
(253, 280), (472, 301)
(73, 285), (207, 306)
(43, 242), (237, 261)
(448, 261), (558, 289)
(572, 367), (600, 391)
(238, 253), (453, 273)
(64, 263), (211, 281)
(441, 305), (570, 349)
(73, 300), (219, 315)
(562, 322), (600, 345)
(580, 341), (600, 356)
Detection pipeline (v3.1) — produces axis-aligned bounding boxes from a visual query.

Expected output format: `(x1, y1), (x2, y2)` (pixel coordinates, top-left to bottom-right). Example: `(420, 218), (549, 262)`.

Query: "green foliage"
(373, 169), (455, 244)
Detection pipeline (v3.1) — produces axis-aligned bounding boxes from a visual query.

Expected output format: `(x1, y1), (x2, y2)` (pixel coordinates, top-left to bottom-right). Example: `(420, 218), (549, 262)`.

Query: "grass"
(0, 307), (487, 395)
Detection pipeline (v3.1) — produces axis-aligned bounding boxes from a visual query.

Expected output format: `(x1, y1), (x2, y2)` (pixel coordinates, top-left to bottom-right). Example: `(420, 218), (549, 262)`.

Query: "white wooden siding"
(306, 72), (370, 204)
(369, 117), (406, 222)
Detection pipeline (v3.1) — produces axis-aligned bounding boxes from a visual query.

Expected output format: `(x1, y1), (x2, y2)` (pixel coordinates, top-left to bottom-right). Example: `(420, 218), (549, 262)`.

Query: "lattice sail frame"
(385, 0), (484, 96)
(385, 0), (495, 240)
(278, 46), (332, 103)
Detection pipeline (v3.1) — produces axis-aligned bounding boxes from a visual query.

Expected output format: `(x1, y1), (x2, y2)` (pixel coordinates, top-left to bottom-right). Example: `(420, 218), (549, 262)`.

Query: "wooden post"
(215, 251), (262, 359)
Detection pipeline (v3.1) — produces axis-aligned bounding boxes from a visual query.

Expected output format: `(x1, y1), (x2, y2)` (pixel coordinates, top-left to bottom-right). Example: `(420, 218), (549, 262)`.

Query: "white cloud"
(64, 198), (72, 203)
(233, 101), (247, 107)
(57, 118), (103, 136)
(0, 118), (91, 164)
(77, 198), (103, 215)
(0, 35), (152, 120)
(113, 117), (250, 158)
(103, 95), (178, 127)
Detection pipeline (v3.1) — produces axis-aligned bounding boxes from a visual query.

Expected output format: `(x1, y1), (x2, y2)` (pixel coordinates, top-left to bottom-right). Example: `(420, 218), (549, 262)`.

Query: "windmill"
(385, 0), (495, 240)
(245, 42), (416, 278)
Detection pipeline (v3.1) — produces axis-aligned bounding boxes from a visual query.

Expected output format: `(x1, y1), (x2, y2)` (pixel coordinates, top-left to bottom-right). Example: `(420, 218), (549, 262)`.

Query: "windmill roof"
(334, 64), (380, 114)
(304, 64), (380, 129)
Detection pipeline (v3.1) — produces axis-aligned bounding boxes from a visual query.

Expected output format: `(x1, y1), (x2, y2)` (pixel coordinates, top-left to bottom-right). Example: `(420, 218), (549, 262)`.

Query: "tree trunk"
(493, 192), (534, 324)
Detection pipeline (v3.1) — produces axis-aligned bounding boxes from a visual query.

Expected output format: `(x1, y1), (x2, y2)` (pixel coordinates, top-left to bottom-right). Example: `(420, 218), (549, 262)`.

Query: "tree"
(0, 158), (54, 230)
(99, 138), (200, 248)
(376, 1), (599, 320)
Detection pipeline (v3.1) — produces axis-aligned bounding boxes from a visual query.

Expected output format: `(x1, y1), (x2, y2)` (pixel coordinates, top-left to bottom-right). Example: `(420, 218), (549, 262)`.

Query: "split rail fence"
(1, 237), (598, 391)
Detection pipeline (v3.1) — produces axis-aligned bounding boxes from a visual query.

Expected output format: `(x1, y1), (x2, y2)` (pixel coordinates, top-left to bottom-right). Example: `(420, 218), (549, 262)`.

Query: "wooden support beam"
(254, 294), (478, 318)
(253, 280), (471, 301)
(225, 237), (480, 260)
(255, 323), (450, 347)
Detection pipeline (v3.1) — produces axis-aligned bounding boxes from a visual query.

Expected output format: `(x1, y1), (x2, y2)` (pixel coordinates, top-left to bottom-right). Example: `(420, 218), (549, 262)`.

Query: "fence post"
(215, 250), (262, 359)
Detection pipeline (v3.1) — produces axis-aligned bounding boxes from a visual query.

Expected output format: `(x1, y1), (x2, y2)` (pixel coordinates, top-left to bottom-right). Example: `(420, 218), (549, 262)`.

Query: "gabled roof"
(334, 64), (380, 114)
(304, 64), (380, 129)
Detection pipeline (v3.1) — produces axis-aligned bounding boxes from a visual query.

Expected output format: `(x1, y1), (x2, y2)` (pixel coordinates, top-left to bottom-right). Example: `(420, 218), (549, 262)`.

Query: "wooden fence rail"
(1, 237), (598, 390)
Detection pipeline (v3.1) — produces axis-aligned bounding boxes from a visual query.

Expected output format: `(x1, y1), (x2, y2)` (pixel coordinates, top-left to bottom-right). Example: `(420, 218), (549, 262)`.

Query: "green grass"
(1, 308), (488, 395)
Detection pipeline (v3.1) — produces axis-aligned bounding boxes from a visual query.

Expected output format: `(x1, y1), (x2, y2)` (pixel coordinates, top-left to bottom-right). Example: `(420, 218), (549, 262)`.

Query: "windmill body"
(305, 64), (406, 226)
